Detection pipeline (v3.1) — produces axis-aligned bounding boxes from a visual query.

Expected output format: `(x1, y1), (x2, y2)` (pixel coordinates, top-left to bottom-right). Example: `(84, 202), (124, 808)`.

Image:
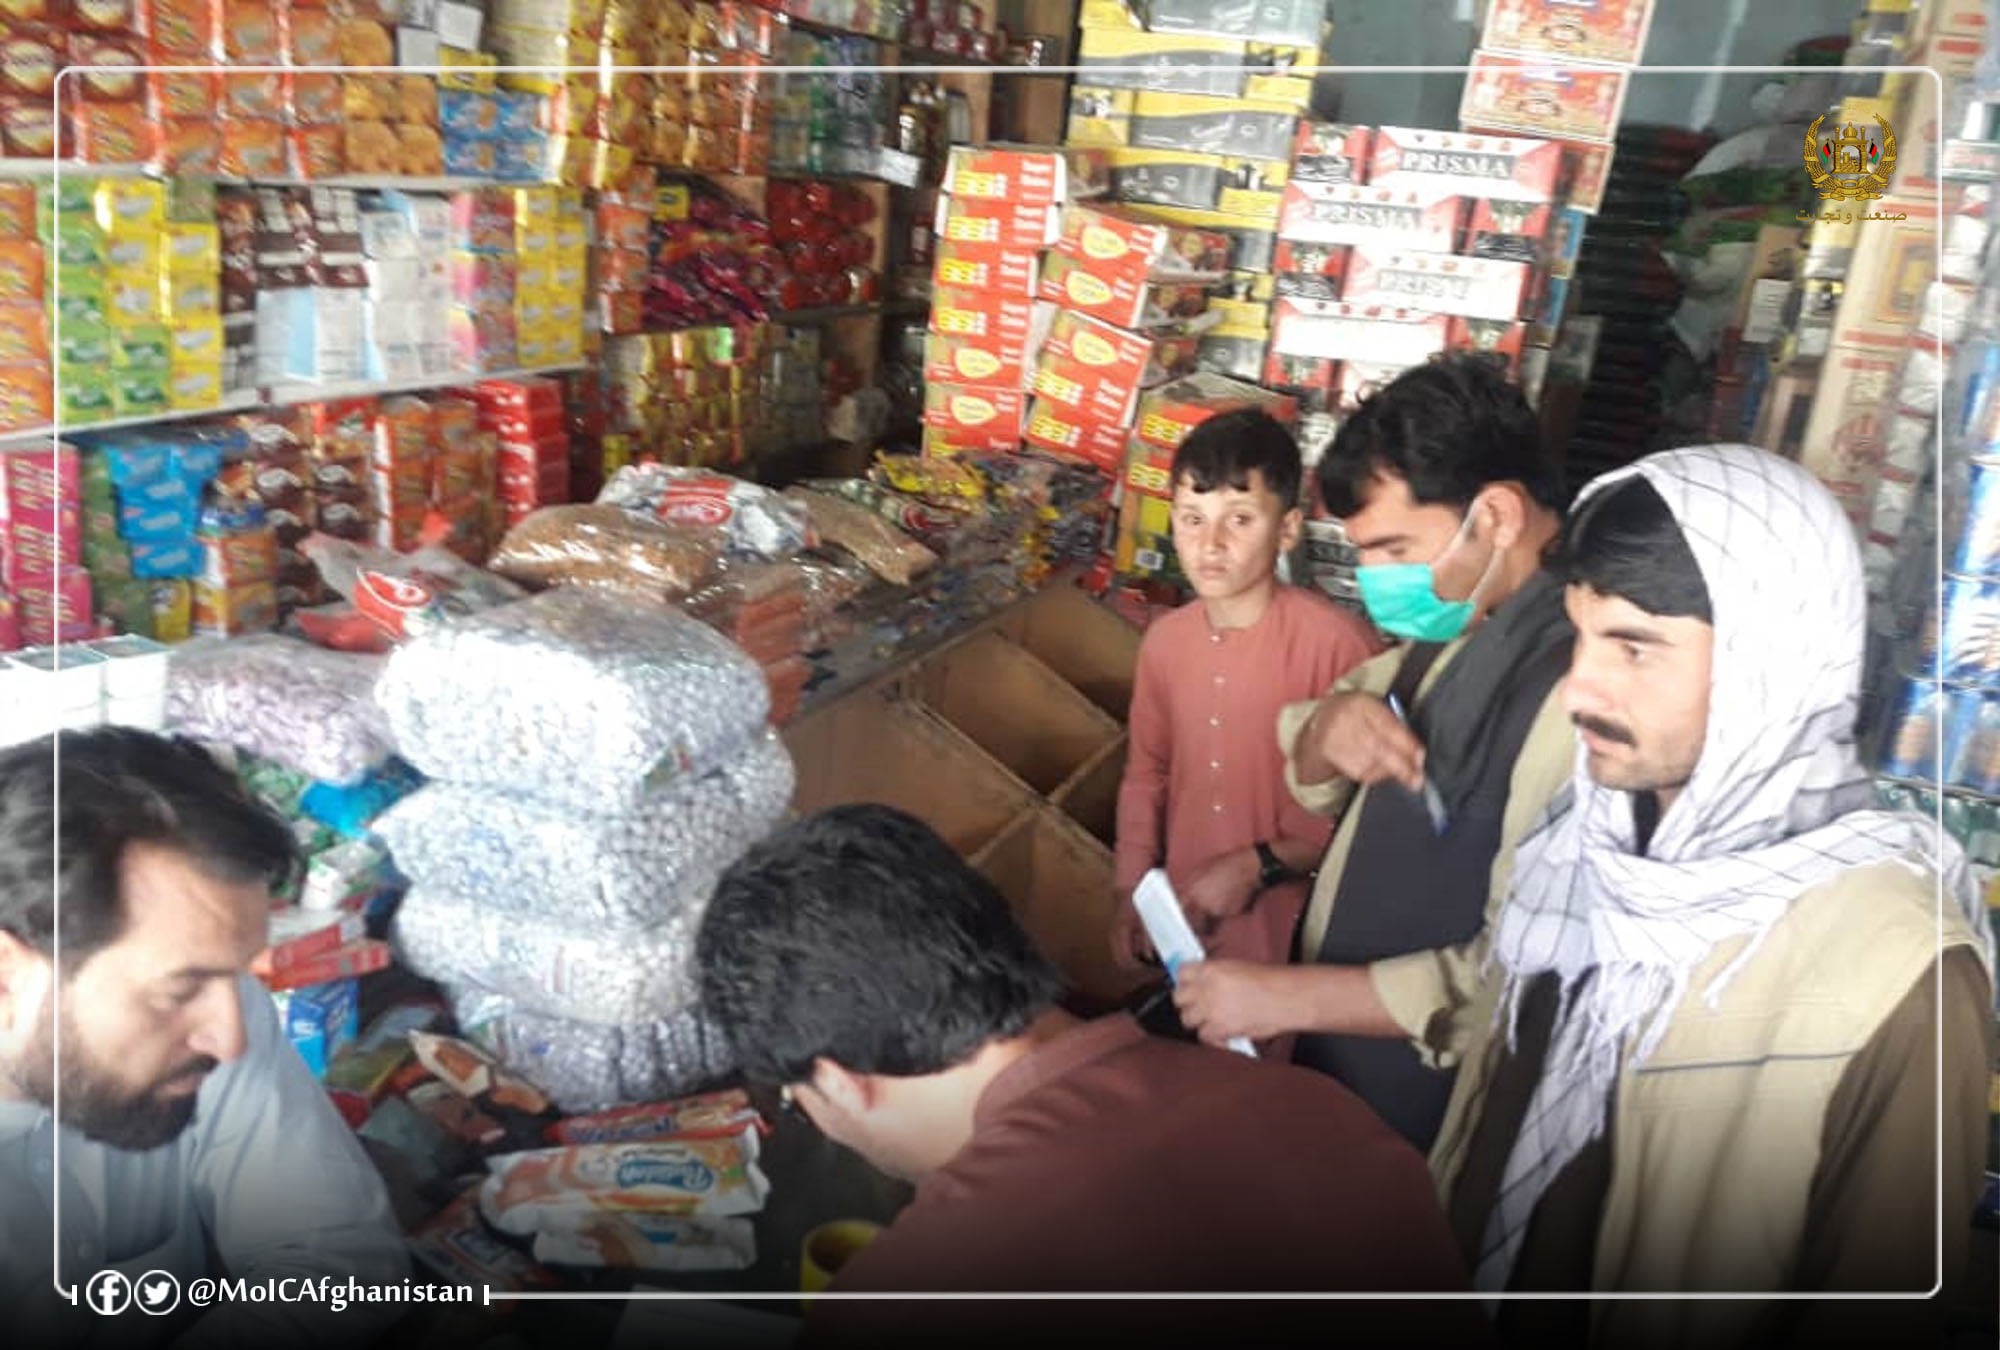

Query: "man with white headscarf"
(1435, 445), (1994, 1350)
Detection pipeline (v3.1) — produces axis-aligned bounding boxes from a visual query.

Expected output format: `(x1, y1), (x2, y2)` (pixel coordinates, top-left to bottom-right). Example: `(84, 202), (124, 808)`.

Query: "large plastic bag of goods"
(298, 534), (527, 645)
(784, 487), (936, 586)
(453, 984), (738, 1115)
(486, 504), (721, 603)
(597, 465), (814, 560)
(375, 588), (769, 810)
(392, 885), (704, 1026)
(168, 635), (395, 786)
(374, 733), (794, 926)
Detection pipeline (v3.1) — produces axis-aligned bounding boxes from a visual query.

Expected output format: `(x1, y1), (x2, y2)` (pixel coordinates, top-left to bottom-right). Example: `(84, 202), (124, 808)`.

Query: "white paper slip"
(1133, 869), (1256, 1058)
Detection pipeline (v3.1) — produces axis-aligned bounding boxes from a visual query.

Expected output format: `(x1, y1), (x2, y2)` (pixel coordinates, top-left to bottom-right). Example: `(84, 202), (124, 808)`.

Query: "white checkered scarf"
(1475, 444), (1993, 1293)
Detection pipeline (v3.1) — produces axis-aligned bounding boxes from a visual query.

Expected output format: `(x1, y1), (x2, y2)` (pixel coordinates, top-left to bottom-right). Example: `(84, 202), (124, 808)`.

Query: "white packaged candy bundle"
(394, 887), (705, 1026)
(167, 636), (395, 786)
(598, 464), (815, 560)
(375, 588), (770, 810)
(530, 1211), (756, 1273)
(453, 985), (739, 1114)
(374, 733), (794, 927)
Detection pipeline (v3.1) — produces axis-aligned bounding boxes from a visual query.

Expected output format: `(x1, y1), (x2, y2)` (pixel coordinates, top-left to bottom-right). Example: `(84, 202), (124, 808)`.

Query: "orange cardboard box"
(1039, 251), (1210, 330)
(1051, 201), (1230, 288)
(923, 383), (1027, 449)
(1459, 50), (1629, 144)
(1134, 372), (1296, 452)
(937, 193), (1063, 251)
(932, 239), (1040, 298)
(928, 284), (1037, 346)
(923, 332), (1035, 390)
(1022, 399), (1131, 472)
(1033, 310), (1154, 425)
(944, 144), (1109, 208)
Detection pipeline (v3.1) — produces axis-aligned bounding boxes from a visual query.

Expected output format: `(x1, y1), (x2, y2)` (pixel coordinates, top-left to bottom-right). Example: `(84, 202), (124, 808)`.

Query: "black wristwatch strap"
(1255, 840), (1288, 891)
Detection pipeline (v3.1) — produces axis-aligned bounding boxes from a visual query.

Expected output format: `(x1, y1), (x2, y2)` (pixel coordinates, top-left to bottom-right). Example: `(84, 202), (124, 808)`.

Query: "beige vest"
(1431, 859), (1986, 1350)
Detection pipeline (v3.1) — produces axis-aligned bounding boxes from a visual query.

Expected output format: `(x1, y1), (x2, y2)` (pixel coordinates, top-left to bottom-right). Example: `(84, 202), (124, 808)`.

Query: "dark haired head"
(1556, 476), (1713, 623)
(0, 728), (298, 970)
(696, 804), (1062, 1085)
(1317, 353), (1560, 518)
(1171, 409), (1303, 509)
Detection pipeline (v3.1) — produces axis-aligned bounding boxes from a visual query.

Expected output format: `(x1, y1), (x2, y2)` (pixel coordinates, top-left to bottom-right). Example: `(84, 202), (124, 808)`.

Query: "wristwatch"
(1254, 840), (1289, 891)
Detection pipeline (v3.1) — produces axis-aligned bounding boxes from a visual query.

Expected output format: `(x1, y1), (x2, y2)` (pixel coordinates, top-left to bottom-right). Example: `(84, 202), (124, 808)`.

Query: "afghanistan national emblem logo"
(1804, 114), (1897, 200)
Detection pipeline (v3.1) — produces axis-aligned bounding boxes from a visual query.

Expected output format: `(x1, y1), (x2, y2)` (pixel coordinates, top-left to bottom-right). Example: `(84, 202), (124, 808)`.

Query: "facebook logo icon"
(85, 1269), (131, 1316)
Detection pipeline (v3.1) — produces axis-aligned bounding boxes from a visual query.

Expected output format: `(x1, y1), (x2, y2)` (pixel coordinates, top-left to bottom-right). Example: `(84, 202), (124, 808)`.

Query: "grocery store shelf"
(0, 160), (520, 192)
(0, 392), (263, 451)
(0, 364), (584, 452)
(261, 363), (584, 407)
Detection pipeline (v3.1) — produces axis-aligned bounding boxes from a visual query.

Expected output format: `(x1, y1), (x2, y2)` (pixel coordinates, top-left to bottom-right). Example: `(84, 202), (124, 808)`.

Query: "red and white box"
(944, 145), (1109, 208)
(929, 283), (1038, 346)
(1341, 250), (1533, 321)
(1368, 126), (1561, 203)
(1291, 122), (1374, 185)
(1034, 310), (1155, 425)
(933, 239), (1040, 298)
(1459, 51), (1629, 145)
(1335, 359), (1422, 410)
(924, 383), (1028, 449)
(1052, 201), (1230, 289)
(1278, 181), (1465, 253)
(1022, 399), (1130, 472)
(1482, 0), (1656, 65)
(1273, 241), (1351, 282)
(924, 332), (1036, 390)
(938, 193), (1063, 251)
(1271, 299), (1451, 365)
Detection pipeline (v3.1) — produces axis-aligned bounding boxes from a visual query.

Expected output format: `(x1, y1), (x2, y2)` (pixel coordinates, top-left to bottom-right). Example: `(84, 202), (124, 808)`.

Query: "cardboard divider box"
(1050, 735), (1127, 846)
(912, 630), (1122, 796)
(974, 805), (1145, 1007)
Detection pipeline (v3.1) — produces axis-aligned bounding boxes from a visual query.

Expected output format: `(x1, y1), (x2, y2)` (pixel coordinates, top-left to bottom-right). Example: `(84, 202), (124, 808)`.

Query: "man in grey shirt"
(0, 728), (409, 1348)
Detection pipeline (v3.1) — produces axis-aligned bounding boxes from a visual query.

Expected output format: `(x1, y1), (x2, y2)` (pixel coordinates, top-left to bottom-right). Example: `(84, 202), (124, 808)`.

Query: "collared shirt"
(1116, 585), (1379, 962)
(803, 1015), (1492, 1349)
(1, 975), (409, 1349)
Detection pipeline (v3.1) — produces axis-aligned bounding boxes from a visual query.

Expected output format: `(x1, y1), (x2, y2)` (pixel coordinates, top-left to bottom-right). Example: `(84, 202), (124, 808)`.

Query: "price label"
(1139, 414), (1180, 444)
(1036, 372), (1083, 405)
(944, 217), (999, 243)
(938, 258), (983, 287)
(1127, 462), (1170, 494)
(933, 308), (984, 337)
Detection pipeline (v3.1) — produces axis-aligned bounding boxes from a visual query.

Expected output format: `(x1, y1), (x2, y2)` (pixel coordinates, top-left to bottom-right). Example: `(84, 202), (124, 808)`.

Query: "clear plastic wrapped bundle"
(168, 636), (395, 786)
(486, 504), (723, 603)
(597, 465), (815, 560)
(375, 733), (795, 926)
(375, 588), (771, 810)
(393, 885), (705, 1027)
(451, 984), (738, 1115)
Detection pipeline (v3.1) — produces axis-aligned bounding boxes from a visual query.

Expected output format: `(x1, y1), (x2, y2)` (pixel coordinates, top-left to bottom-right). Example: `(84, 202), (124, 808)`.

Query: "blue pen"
(1384, 693), (1449, 833)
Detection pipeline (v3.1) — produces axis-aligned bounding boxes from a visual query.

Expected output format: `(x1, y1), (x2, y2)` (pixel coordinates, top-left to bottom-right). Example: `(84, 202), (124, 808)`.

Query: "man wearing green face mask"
(1175, 354), (1576, 1155)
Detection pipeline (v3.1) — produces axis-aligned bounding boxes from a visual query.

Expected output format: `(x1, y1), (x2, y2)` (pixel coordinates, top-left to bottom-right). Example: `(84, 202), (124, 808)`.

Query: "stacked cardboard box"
(1266, 124), (1559, 404)
(920, 146), (1080, 459)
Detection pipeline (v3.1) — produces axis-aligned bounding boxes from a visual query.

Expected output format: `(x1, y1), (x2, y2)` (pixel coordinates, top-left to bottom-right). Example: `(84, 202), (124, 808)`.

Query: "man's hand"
(1176, 848), (1261, 933)
(1174, 960), (1305, 1047)
(1109, 901), (1157, 972)
(1296, 691), (1425, 792)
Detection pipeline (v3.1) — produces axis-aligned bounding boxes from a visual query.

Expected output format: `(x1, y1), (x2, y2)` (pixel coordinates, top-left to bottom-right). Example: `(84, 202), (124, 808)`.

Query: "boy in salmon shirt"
(1112, 410), (1380, 1004)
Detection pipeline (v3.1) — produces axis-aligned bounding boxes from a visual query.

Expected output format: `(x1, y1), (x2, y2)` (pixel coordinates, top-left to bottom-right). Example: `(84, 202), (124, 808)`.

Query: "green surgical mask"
(1355, 509), (1498, 643)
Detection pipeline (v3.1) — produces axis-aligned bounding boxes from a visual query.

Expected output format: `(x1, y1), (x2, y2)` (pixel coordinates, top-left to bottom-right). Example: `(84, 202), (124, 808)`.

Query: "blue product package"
(438, 89), (500, 141)
(1878, 675), (1943, 780)
(1953, 457), (2000, 578)
(95, 437), (170, 488)
(170, 436), (224, 490)
(493, 137), (545, 183)
(1940, 576), (2000, 687)
(493, 91), (542, 139)
(119, 499), (195, 544)
(129, 538), (200, 579)
(274, 977), (360, 1078)
(301, 759), (427, 837)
